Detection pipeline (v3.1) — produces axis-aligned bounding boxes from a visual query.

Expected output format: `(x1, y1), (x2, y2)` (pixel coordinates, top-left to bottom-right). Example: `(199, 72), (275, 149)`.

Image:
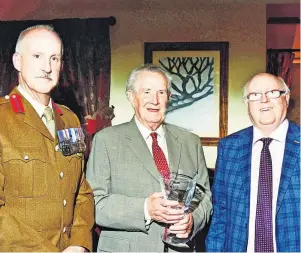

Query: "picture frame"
(144, 42), (229, 146)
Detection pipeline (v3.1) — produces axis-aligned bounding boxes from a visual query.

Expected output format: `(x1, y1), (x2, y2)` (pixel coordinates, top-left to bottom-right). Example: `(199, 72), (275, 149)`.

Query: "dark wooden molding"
(267, 48), (300, 52)
(267, 17), (300, 24)
(107, 16), (116, 26)
(0, 17), (116, 26)
(200, 137), (221, 146)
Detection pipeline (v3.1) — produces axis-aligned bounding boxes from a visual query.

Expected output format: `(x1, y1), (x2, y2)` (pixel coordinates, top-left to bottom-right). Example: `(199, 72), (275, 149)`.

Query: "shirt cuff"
(144, 198), (152, 227)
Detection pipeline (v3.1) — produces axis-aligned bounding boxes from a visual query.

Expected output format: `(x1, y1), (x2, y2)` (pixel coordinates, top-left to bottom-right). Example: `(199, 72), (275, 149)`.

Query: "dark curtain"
(266, 51), (295, 88)
(0, 18), (115, 156)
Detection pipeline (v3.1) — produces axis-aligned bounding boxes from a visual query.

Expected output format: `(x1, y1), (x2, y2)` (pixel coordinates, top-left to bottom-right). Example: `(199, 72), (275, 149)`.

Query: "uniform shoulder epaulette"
(0, 94), (25, 114)
(9, 93), (25, 113)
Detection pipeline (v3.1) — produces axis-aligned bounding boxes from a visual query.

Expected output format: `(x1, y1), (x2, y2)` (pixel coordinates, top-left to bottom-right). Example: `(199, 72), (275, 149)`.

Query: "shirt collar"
(253, 119), (289, 145)
(134, 116), (165, 140)
(17, 85), (53, 118)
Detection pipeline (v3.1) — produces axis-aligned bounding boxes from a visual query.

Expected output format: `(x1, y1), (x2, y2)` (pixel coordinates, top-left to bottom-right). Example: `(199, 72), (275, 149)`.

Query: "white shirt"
(134, 117), (169, 227)
(247, 119), (289, 252)
(17, 85), (53, 126)
(135, 117), (169, 162)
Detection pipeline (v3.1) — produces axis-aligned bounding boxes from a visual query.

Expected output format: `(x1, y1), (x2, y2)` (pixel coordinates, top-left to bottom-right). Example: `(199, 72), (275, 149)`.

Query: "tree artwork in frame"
(144, 42), (229, 146)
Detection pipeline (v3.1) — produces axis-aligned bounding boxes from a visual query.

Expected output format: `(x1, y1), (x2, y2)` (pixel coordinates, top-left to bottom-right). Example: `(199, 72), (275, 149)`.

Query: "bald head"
(15, 25), (63, 56)
(243, 73), (289, 98)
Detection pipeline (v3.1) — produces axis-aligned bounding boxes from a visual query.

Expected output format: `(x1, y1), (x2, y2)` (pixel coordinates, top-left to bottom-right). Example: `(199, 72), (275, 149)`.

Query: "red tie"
(150, 132), (170, 247)
(150, 132), (170, 179)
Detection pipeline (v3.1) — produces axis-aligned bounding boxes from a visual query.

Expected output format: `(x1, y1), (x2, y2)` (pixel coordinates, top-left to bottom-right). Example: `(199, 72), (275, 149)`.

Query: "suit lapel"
(276, 122), (300, 214)
(229, 128), (253, 249)
(164, 125), (181, 175)
(241, 128), (253, 220)
(124, 119), (161, 183)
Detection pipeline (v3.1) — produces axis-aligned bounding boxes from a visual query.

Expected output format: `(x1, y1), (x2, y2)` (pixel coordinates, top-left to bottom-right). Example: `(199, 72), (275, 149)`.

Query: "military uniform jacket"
(0, 88), (94, 251)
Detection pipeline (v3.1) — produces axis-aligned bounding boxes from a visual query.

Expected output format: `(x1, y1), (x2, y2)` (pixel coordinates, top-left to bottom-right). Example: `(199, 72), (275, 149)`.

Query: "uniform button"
(12, 95), (16, 98)
(59, 172), (64, 179)
(63, 199), (67, 207)
(62, 227), (66, 233)
(55, 145), (59, 152)
(5, 95), (9, 99)
(24, 155), (29, 160)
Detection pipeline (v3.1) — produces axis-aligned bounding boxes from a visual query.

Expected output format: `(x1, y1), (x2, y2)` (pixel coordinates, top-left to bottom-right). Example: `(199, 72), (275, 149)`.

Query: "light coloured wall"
(108, 2), (267, 167)
(2, 0), (296, 167)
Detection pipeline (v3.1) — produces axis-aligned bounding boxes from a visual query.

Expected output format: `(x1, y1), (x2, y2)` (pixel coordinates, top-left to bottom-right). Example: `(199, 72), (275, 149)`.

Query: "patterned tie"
(150, 132), (170, 250)
(255, 137), (274, 252)
(42, 106), (55, 138)
(150, 132), (170, 179)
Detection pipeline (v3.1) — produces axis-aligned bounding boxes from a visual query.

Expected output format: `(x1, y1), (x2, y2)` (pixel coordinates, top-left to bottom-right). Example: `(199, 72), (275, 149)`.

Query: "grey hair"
(243, 73), (290, 98)
(15, 24), (64, 56)
(125, 64), (172, 99)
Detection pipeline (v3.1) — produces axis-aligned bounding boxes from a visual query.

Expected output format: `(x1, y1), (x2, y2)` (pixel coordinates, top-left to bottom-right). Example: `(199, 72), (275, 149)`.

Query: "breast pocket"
(2, 146), (47, 198)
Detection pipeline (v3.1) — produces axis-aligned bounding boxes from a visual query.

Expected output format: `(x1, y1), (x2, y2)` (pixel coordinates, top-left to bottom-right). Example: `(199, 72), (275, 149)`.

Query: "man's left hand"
(169, 213), (193, 239)
(63, 246), (86, 252)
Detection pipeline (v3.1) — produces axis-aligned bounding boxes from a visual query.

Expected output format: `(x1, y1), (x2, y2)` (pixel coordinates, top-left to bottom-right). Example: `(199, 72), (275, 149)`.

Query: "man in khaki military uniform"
(0, 24), (94, 252)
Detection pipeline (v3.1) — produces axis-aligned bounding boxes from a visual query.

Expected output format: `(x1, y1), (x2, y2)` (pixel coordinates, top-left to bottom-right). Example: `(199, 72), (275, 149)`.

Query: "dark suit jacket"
(206, 121), (300, 252)
(86, 119), (212, 252)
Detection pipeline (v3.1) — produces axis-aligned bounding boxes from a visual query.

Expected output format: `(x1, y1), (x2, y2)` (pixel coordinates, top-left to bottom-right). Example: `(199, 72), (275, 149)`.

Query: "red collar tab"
(10, 93), (25, 113)
(52, 102), (63, 115)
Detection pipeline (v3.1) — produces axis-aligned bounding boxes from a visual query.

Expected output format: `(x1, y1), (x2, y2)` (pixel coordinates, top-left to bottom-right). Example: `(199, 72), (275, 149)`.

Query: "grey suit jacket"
(86, 119), (212, 252)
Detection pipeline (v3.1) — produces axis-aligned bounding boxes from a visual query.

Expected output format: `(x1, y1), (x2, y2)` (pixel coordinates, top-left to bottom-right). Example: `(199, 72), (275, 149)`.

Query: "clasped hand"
(147, 192), (193, 238)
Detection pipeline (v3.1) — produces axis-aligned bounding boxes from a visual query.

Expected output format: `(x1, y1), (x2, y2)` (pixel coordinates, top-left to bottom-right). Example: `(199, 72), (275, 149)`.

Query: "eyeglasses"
(245, 89), (287, 102)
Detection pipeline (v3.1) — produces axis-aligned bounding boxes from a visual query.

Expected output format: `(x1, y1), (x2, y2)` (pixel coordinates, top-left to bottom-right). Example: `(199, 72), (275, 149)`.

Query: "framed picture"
(144, 42), (229, 146)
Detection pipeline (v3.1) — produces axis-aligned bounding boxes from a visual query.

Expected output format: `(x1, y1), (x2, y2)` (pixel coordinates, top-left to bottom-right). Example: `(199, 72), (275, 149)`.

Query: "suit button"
(5, 95), (9, 99)
(59, 172), (64, 179)
(63, 199), (67, 207)
(24, 155), (29, 160)
(55, 145), (60, 152)
(62, 227), (66, 233)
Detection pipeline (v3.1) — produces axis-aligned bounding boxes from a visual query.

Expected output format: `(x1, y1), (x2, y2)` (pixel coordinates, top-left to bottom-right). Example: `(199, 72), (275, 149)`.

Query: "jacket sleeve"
(0, 157), (58, 251)
(190, 141), (213, 238)
(69, 154), (95, 251)
(86, 132), (147, 233)
(205, 139), (227, 252)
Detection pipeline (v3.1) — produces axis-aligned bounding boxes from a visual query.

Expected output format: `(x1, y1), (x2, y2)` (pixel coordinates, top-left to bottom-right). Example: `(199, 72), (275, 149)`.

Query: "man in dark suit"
(86, 64), (212, 252)
(206, 73), (300, 252)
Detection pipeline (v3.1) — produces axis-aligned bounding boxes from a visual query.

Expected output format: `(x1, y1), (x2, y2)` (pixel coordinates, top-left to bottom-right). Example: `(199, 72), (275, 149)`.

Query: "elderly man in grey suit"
(86, 64), (212, 252)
